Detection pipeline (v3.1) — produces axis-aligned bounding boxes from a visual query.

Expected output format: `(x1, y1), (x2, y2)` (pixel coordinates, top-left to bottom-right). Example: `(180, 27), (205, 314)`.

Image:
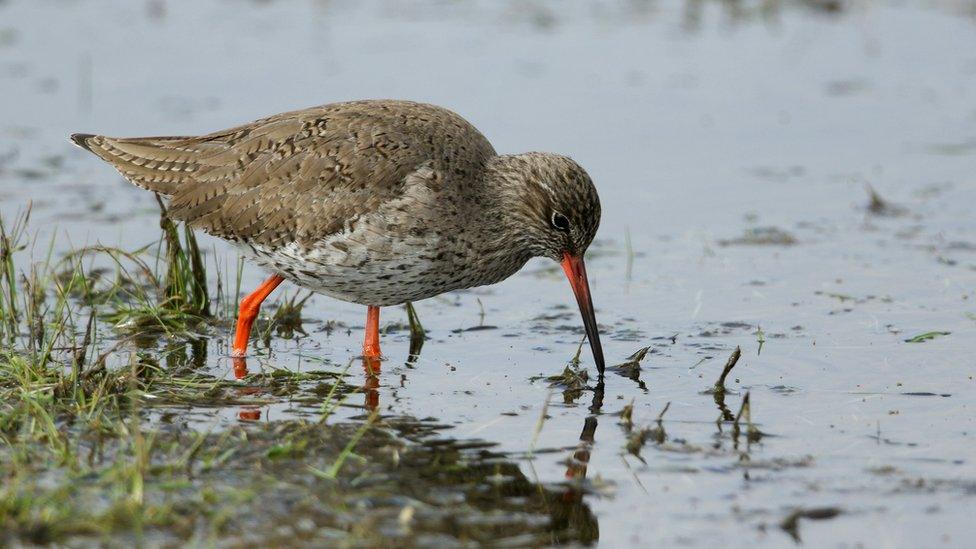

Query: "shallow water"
(2, 0), (976, 546)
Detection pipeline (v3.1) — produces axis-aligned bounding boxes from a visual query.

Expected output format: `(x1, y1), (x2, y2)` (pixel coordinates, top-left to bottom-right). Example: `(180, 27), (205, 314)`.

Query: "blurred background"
(2, 1), (975, 546)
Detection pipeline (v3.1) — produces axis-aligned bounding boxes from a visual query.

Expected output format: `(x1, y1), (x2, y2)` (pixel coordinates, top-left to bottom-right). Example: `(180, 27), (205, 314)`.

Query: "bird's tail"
(69, 133), (197, 196)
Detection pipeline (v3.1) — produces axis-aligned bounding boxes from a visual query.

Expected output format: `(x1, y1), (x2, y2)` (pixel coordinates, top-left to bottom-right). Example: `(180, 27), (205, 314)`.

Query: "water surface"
(1, 0), (975, 546)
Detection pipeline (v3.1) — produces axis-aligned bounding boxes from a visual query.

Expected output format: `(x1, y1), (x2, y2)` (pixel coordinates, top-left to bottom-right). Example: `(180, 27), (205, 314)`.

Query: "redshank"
(70, 100), (605, 374)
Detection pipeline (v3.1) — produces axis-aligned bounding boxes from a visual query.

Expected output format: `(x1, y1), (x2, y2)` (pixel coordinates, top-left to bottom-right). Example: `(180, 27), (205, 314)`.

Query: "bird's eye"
(551, 212), (570, 232)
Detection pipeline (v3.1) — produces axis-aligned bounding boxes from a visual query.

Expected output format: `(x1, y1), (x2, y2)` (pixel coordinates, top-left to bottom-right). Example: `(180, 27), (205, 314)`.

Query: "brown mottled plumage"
(72, 99), (605, 371)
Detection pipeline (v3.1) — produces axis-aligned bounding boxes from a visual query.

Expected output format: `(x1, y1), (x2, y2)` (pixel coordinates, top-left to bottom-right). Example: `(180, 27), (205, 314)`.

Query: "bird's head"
(487, 152), (605, 375)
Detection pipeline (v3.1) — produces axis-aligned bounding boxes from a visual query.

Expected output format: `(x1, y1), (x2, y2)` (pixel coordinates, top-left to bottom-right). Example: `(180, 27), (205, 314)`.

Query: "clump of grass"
(609, 346), (650, 383)
(43, 198), (215, 338)
(624, 401), (670, 459)
(531, 363), (589, 404)
(531, 338), (594, 400)
(156, 196), (208, 316)
(257, 290), (312, 343)
(0, 200), (237, 467)
(103, 196), (211, 334)
(0, 206), (30, 341)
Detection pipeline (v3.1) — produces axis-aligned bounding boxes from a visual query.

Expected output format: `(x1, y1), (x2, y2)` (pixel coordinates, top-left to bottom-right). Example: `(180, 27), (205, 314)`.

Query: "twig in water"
(732, 391), (762, 444)
(656, 401), (671, 421)
(476, 297), (486, 326)
(647, 401), (670, 445)
(713, 346), (741, 395)
(405, 301), (425, 357)
(780, 507), (842, 542)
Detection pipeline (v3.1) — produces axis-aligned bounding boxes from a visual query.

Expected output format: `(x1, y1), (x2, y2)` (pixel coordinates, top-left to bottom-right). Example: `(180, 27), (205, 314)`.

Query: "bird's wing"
(72, 100), (495, 247)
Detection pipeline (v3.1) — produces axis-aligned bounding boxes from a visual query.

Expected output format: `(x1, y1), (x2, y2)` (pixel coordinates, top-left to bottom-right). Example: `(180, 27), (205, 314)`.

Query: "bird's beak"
(561, 252), (605, 376)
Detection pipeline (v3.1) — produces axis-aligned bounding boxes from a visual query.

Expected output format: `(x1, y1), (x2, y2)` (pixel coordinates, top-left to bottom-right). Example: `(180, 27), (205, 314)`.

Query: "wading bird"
(71, 100), (605, 375)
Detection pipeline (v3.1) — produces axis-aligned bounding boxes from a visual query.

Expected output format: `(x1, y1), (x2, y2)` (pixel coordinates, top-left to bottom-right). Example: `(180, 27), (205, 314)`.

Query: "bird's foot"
(361, 340), (382, 362)
(232, 356), (249, 379)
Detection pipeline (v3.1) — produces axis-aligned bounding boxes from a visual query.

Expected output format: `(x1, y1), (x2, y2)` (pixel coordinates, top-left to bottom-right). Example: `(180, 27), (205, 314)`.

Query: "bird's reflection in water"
(556, 379), (603, 544)
(231, 356), (265, 421)
(229, 353), (385, 420)
(564, 379), (605, 482)
(223, 346), (599, 542)
(229, 315), (426, 417)
(361, 324), (424, 410)
(232, 356), (248, 380)
(237, 407), (262, 421)
(362, 355), (381, 410)
(167, 340), (263, 421)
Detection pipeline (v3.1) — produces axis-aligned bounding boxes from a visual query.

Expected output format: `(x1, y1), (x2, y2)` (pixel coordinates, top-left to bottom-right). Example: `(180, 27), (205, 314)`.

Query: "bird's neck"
(477, 154), (541, 261)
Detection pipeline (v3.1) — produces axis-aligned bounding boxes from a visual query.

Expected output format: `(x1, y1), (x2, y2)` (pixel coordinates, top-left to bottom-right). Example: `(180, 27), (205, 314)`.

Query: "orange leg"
(232, 274), (285, 357)
(363, 305), (382, 358)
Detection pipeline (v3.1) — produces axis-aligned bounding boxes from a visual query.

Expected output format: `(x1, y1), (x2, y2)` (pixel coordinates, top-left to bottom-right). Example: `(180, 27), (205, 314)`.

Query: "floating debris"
(609, 346), (650, 383)
(865, 184), (909, 217)
(708, 346), (741, 396)
(530, 363), (591, 403)
(904, 331), (950, 343)
(779, 507), (843, 542)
